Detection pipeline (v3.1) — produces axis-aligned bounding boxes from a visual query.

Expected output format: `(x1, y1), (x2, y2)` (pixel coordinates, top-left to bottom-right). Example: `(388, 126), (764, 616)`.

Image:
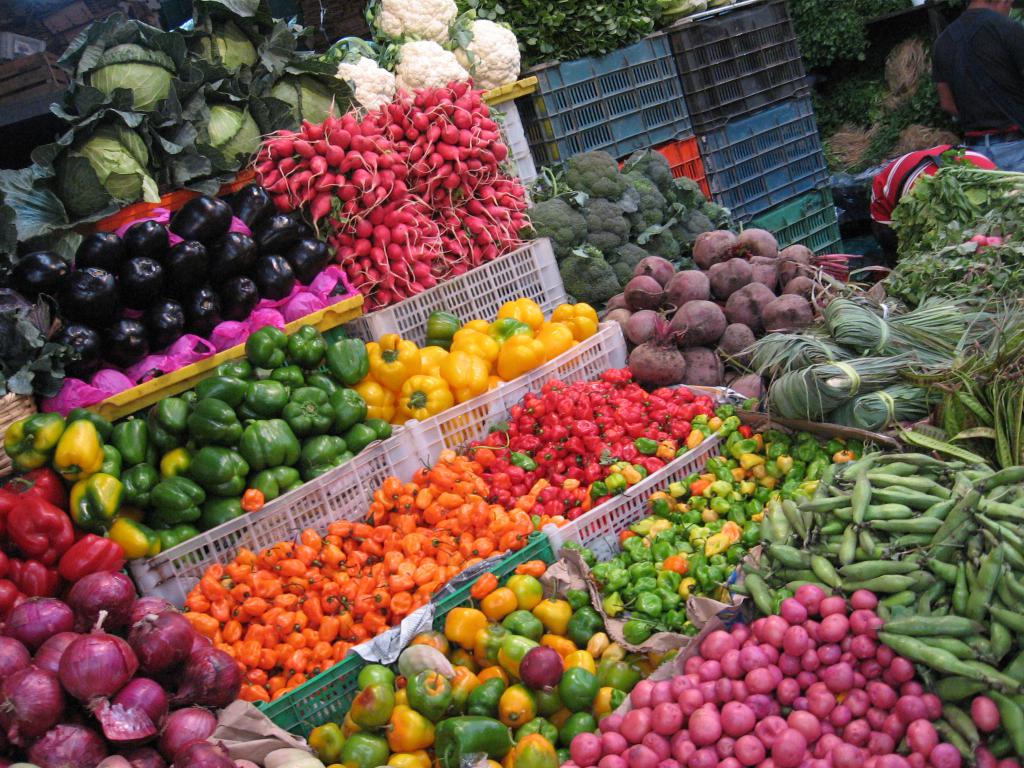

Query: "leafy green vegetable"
(88, 43), (176, 112)
(194, 20), (259, 70)
(207, 104), (261, 163)
(0, 293), (68, 398)
(270, 72), (342, 124)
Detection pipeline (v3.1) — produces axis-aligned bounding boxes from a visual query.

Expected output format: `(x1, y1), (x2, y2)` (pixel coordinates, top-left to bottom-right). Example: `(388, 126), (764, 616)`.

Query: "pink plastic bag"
(283, 292), (327, 322)
(42, 370), (134, 415)
(124, 335), (217, 382)
(208, 309), (286, 351)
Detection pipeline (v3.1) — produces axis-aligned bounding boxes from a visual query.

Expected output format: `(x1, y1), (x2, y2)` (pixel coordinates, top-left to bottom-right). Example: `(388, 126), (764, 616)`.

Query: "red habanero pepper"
(58, 534), (126, 582)
(6, 468), (68, 508)
(8, 559), (60, 597)
(738, 425), (754, 439)
(0, 578), (20, 616)
(7, 497), (75, 565)
(0, 550), (8, 579)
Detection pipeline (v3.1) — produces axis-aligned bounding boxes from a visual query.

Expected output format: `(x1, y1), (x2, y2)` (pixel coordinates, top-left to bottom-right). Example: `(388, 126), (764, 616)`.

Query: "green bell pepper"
(488, 318), (531, 343)
(201, 496), (244, 529)
(68, 473), (122, 532)
(622, 619), (654, 645)
(246, 325), (288, 369)
(287, 325), (327, 369)
(517, 717), (558, 746)
(156, 523), (199, 550)
(148, 477), (205, 528)
(601, 592), (624, 617)
(283, 387), (335, 437)
(244, 380), (289, 418)
(559, 667), (598, 712)
(344, 423), (377, 455)
(434, 717), (513, 768)
(330, 388), (368, 433)
(325, 338), (370, 386)
(239, 419), (300, 472)
(196, 375), (249, 408)
(305, 372), (339, 396)
(149, 397), (189, 450)
(364, 418), (392, 441)
(340, 733), (390, 768)
(560, 712), (597, 748)
(101, 445), (122, 478)
(596, 659), (642, 692)
(217, 359), (253, 379)
(635, 592), (662, 618)
(122, 463), (159, 507)
(66, 408), (112, 442)
(467, 678), (506, 718)
(566, 607), (604, 648)
(189, 446), (250, 496)
(112, 419), (149, 467)
(566, 589), (590, 611)
(502, 610), (544, 641)
(250, 466), (303, 501)
(270, 364), (307, 389)
(407, 670), (453, 722)
(426, 311), (461, 350)
(187, 398), (243, 446)
(298, 435), (349, 480)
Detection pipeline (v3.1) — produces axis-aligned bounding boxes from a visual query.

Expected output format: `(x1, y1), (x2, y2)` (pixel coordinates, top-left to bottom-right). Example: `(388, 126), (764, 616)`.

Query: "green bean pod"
(810, 555), (842, 589)
(927, 559), (958, 585)
(869, 517), (944, 535)
(918, 636), (976, 659)
(988, 692), (1024, 757)
(744, 572), (774, 616)
(883, 615), (983, 637)
(851, 472), (871, 525)
(934, 720), (973, 760)
(843, 575), (918, 593)
(965, 544), (1004, 621)
(935, 676), (988, 702)
(767, 544), (811, 570)
(840, 560), (920, 580)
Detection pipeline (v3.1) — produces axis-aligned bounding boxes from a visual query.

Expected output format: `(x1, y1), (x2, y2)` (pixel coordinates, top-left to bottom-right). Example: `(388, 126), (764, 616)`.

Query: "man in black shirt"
(932, 0), (1024, 170)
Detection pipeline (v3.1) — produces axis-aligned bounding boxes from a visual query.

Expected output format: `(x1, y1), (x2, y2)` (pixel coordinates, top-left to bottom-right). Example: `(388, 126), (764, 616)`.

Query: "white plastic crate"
(129, 433), (419, 606)
(491, 99), (538, 186)
(342, 239), (566, 345)
(405, 322), (628, 462)
(543, 434), (721, 562)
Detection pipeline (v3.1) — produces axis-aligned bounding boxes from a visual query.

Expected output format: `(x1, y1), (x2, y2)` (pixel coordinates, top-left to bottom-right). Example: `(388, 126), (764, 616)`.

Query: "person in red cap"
(870, 144), (996, 262)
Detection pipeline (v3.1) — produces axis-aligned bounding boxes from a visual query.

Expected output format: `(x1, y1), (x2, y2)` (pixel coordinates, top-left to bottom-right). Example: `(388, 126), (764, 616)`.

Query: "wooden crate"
(0, 53), (68, 106)
(300, 0), (370, 49)
(43, 1), (93, 35)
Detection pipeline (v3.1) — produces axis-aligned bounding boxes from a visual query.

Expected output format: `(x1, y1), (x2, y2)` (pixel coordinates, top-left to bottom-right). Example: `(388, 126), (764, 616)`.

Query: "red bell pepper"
(58, 534), (126, 582)
(5, 468), (68, 508)
(0, 578), (21, 617)
(0, 550), (8, 579)
(0, 487), (17, 540)
(8, 558), (60, 597)
(7, 497), (75, 566)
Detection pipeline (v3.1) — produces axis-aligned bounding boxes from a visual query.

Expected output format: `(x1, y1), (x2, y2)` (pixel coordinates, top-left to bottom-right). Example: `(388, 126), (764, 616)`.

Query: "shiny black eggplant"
(119, 257), (165, 308)
(185, 285), (222, 337)
(13, 252), (69, 299)
(253, 213), (304, 254)
(220, 276), (260, 321)
(56, 324), (103, 379)
(170, 196), (233, 244)
(208, 232), (257, 284)
(75, 232), (125, 272)
(123, 220), (169, 262)
(145, 298), (186, 350)
(163, 241), (209, 296)
(229, 185), (274, 228)
(60, 268), (118, 326)
(104, 318), (149, 368)
(284, 239), (330, 285)
(252, 255), (295, 300)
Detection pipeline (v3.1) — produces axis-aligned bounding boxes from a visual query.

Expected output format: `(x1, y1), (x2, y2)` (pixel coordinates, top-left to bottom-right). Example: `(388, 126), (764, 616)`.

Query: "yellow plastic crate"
(483, 76), (538, 106)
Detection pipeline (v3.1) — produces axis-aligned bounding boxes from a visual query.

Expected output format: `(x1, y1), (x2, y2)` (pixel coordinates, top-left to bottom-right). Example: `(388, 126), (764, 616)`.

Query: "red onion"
(4, 598), (74, 650)
(188, 631), (211, 656)
(97, 758), (135, 768)
(0, 636), (30, 677)
(59, 632), (138, 701)
(0, 666), (65, 745)
(171, 647), (241, 708)
(95, 698), (158, 744)
(67, 571), (136, 632)
(114, 678), (169, 726)
(34, 631), (81, 674)
(28, 723), (108, 768)
(158, 707), (217, 761)
(172, 740), (235, 768)
(129, 612), (194, 675)
(130, 598), (176, 627)
(123, 746), (168, 768)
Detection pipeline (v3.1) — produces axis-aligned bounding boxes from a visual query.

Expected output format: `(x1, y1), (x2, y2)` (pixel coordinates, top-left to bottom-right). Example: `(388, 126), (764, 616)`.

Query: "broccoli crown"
(646, 230), (680, 261)
(623, 149), (675, 196)
(526, 198), (587, 256)
(702, 201), (733, 229)
(565, 151), (627, 200)
(666, 176), (706, 210)
(583, 198), (630, 255)
(623, 171), (668, 233)
(609, 243), (651, 287)
(559, 245), (621, 305)
(684, 209), (714, 237)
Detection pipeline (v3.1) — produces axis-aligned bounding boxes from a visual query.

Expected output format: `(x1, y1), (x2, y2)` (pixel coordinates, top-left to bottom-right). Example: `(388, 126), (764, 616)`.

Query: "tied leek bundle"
(828, 384), (937, 432)
(746, 333), (850, 379)
(767, 357), (910, 421)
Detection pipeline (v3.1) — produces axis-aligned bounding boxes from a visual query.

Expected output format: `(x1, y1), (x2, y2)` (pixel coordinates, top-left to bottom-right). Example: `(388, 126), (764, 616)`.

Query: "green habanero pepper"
(305, 373), (339, 397)
(566, 589), (590, 611)
(287, 325), (327, 369)
(246, 325), (288, 369)
(157, 523), (198, 550)
(111, 419), (149, 467)
(589, 481), (608, 500)
(601, 592), (624, 617)
(195, 375), (249, 408)
(244, 380), (289, 418)
(122, 463), (159, 507)
(101, 445), (122, 478)
(657, 587), (680, 611)
(148, 477), (205, 528)
(298, 435), (349, 481)
(603, 567), (629, 593)
(657, 570), (682, 592)
(330, 388), (368, 433)
(66, 408), (113, 442)
(325, 338), (370, 386)
(217, 359), (253, 379)
(250, 466), (303, 501)
(605, 473), (627, 495)
(426, 311), (461, 350)
(343, 423), (378, 455)
(200, 496), (244, 529)
(189, 446), (250, 496)
(510, 452), (537, 471)
(635, 592), (662, 618)
(270, 365), (306, 389)
(622, 619), (653, 645)
(651, 538), (674, 562)
(566, 607), (604, 648)
(187, 398), (243, 446)
(634, 437), (658, 456)
(282, 387), (335, 437)
(517, 717), (558, 746)
(239, 419), (301, 472)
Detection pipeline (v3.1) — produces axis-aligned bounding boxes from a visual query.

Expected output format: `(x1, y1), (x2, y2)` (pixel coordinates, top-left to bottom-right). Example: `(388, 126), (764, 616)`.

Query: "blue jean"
(970, 136), (1024, 172)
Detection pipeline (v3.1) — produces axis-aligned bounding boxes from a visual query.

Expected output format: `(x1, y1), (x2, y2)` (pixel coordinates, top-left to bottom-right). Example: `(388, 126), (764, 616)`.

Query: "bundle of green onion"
(747, 333), (850, 379)
(767, 357), (910, 421)
(828, 384), (937, 431)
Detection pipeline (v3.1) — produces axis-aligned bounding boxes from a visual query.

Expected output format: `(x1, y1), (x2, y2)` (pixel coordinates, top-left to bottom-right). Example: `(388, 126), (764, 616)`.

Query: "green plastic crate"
(748, 187), (841, 254)
(261, 532), (555, 736)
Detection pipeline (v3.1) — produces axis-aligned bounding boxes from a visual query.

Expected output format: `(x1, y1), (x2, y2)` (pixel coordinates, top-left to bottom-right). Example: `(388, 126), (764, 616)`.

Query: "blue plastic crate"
(519, 33), (692, 165)
(699, 96), (829, 221)
(750, 187), (842, 255)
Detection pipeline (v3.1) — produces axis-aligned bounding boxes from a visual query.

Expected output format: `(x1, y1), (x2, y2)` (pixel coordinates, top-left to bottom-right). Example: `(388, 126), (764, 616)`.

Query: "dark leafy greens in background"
(0, 291), (69, 398)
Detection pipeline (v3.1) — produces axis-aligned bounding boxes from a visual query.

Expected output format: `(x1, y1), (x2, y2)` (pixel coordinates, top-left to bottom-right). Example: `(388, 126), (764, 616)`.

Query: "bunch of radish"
(253, 81), (528, 311)
(565, 588), (1014, 768)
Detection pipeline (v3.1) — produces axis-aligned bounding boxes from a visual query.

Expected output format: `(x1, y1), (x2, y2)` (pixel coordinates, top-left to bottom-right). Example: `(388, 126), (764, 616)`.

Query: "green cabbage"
(88, 43), (175, 112)
(195, 20), (258, 71)
(271, 75), (336, 125)
(58, 123), (159, 217)
(208, 104), (261, 162)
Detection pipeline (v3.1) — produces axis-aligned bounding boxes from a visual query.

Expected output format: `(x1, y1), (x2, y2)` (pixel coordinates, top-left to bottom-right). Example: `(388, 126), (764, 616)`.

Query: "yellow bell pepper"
(532, 599), (572, 636)
(389, 752), (431, 768)
(563, 650), (596, 674)
(496, 336), (545, 381)
(540, 634), (577, 658)
(586, 633), (610, 659)
(445, 607), (488, 649)
(419, 345), (450, 378)
(398, 375), (454, 421)
(593, 687), (622, 718)
(551, 303), (599, 340)
(497, 298), (544, 331)
(440, 351), (490, 403)
(108, 518), (161, 559)
(488, 375), (502, 390)
(481, 587), (519, 621)
(310, 723), (346, 763)
(368, 334), (421, 391)
(160, 447), (191, 478)
(535, 322), (575, 361)
(52, 419), (103, 482)
(4, 413), (65, 471)
(355, 378), (397, 422)
(387, 705), (435, 752)
(451, 328), (500, 368)
(463, 319), (491, 335)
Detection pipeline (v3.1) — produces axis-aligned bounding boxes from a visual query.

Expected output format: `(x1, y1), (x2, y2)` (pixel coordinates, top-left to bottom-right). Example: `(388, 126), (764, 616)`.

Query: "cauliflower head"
(454, 20), (521, 91)
(565, 151), (627, 200)
(374, 0), (458, 43)
(526, 198), (587, 257)
(337, 57), (396, 111)
(395, 41), (469, 92)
